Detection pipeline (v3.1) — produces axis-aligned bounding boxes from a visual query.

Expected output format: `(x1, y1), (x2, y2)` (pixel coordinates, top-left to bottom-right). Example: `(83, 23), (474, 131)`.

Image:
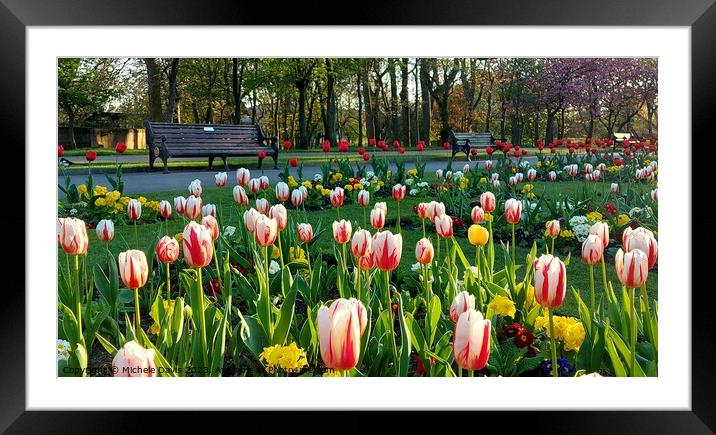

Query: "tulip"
(615, 247), (649, 375)
(58, 145), (64, 157)
(201, 215), (220, 241)
(585, 173), (593, 182)
(480, 192), (496, 213)
(254, 215), (278, 247)
(290, 189), (304, 207)
(243, 208), (261, 232)
(181, 194), (202, 220)
(467, 224), (488, 247)
(416, 202), (430, 220)
(533, 253), (567, 377)
(435, 169), (443, 179)
(445, 170), (453, 180)
(330, 187), (345, 208)
(127, 199), (142, 221)
(298, 185), (308, 201)
(357, 190), (370, 208)
(174, 196), (187, 215)
(233, 185), (249, 205)
(584, 163), (593, 174)
(623, 228), (658, 269)
(516, 172), (524, 182)
(453, 309), (491, 372)
(269, 204), (288, 231)
(548, 171), (557, 181)
(96, 219), (114, 243)
(188, 179), (202, 197)
(484, 160), (493, 170)
(236, 168), (250, 186)
(85, 150), (96, 162)
(359, 253), (375, 270)
(332, 219), (352, 244)
(581, 234), (604, 315)
(589, 221), (609, 248)
(527, 168), (537, 181)
(509, 176), (518, 186)
(592, 170), (601, 181)
(415, 238), (434, 265)
(546, 219), (560, 239)
(471, 205), (485, 224)
(275, 182), (290, 202)
(156, 236), (180, 263)
(372, 231), (402, 272)
(57, 217), (89, 255)
(435, 214), (453, 239)
(297, 223), (313, 243)
(259, 175), (270, 190)
(651, 188), (658, 202)
(611, 183), (619, 194)
(370, 207), (385, 230)
(159, 200), (171, 219)
(182, 221), (214, 268)
(215, 172), (227, 188)
(351, 229), (372, 258)
(202, 204), (217, 218)
(112, 341), (156, 377)
(491, 173), (499, 182)
(450, 291), (476, 323)
(317, 298), (368, 371)
(118, 249), (149, 330)
(427, 201), (445, 221)
(248, 178), (261, 194)
(255, 198), (269, 215)
(392, 183), (406, 201)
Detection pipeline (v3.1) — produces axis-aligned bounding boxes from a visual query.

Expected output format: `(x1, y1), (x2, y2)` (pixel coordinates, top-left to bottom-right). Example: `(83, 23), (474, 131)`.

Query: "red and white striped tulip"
(159, 200), (171, 218)
(370, 207), (385, 230)
(318, 298), (368, 371)
(182, 221), (214, 267)
(427, 201), (446, 221)
(236, 167), (250, 187)
(651, 188), (658, 202)
(392, 184), (406, 201)
(491, 173), (499, 182)
(416, 202), (430, 219)
(357, 189), (370, 207)
(259, 175), (270, 190)
(359, 253), (375, 270)
(597, 163), (606, 172)
(243, 208), (261, 232)
(508, 176), (518, 186)
(581, 234), (604, 265)
(584, 163), (593, 174)
(297, 223), (313, 243)
(589, 221), (609, 248)
(188, 179), (202, 197)
(268, 204), (288, 231)
(233, 185), (248, 205)
(471, 205), (485, 224)
(156, 236), (180, 263)
(275, 182), (290, 202)
(445, 170), (453, 180)
(255, 198), (269, 215)
(290, 189), (303, 207)
(112, 340), (156, 378)
(374, 201), (387, 214)
(248, 178), (261, 194)
(463, 163), (471, 173)
(546, 219), (560, 239)
(611, 183), (619, 193)
(330, 187), (345, 207)
(492, 179), (501, 189)
(415, 238), (434, 264)
(585, 173), (593, 182)
(548, 171), (557, 181)
(566, 164), (578, 177)
(480, 192), (496, 213)
(299, 185), (308, 201)
(57, 217), (89, 255)
(435, 214), (454, 238)
(484, 160), (493, 170)
(527, 168), (537, 181)
(127, 199), (142, 221)
(592, 170), (601, 181)
(533, 254), (567, 308)
(201, 215), (220, 241)
(184, 195), (202, 220)
(453, 309), (491, 371)
(202, 204), (217, 218)
(435, 169), (443, 179)
(332, 219), (352, 244)
(254, 215), (278, 247)
(515, 172), (524, 182)
(351, 229), (372, 258)
(118, 249), (149, 289)
(215, 172), (227, 188)
(615, 248), (649, 288)
(372, 231), (403, 271)
(450, 290), (475, 322)
(173, 196), (187, 215)
(504, 198), (522, 225)
(623, 227), (658, 269)
(96, 219), (114, 243)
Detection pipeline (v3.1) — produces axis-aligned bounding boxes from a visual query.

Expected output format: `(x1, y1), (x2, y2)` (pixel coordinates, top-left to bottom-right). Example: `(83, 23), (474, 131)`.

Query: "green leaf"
(405, 313), (425, 353)
(273, 281), (297, 345)
(239, 315), (269, 360)
(95, 333), (118, 357)
(605, 333), (627, 377)
(396, 294), (412, 377)
(427, 295), (441, 347)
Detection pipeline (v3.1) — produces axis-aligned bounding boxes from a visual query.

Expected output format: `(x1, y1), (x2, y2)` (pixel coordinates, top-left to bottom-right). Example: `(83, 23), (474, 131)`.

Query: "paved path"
(58, 156), (540, 196)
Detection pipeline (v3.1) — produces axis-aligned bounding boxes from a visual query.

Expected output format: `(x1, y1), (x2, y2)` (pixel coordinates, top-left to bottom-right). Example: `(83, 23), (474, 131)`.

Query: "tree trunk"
(400, 58), (410, 145)
(414, 64), (420, 143)
(67, 111), (77, 149)
(192, 100), (200, 124)
(296, 79), (309, 148)
(437, 91), (451, 143)
(388, 61), (399, 141)
(164, 59), (180, 122)
(511, 115), (521, 146)
(419, 59), (432, 144)
(232, 58), (245, 124)
(499, 95), (507, 140)
(144, 58), (163, 122)
(360, 66), (375, 141)
(558, 107), (565, 139)
(545, 109), (556, 144)
(357, 75), (363, 146)
(324, 59), (337, 146)
(533, 112), (539, 145)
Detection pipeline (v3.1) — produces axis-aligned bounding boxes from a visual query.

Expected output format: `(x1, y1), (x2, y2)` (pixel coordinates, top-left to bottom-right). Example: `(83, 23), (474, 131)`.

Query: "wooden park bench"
(144, 121), (279, 173)
(448, 129), (496, 160)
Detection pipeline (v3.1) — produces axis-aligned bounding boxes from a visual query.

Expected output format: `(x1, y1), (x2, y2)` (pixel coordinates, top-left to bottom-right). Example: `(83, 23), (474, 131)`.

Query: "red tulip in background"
(398, 147), (405, 155)
(115, 142), (127, 154)
(470, 148), (478, 156)
(85, 150), (97, 162)
(393, 140), (400, 148)
(521, 150), (527, 156)
(322, 140), (331, 153)
(290, 158), (298, 168)
(283, 140), (293, 150)
(486, 146), (494, 155)
(58, 145), (64, 157)
(338, 140), (350, 153)
(362, 152), (370, 161)
(443, 142), (450, 150)
(416, 142), (424, 151)
(358, 147), (365, 155)
(378, 140), (386, 149)
(369, 138), (376, 147)
(258, 151), (267, 160)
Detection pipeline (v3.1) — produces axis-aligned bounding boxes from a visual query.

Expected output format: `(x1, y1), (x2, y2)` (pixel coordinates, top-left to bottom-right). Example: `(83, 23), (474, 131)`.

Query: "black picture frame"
(5, 0), (714, 432)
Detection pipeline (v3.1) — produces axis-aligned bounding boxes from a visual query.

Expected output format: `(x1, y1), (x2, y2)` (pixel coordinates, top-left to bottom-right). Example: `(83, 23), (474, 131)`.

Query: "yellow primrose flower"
(489, 295), (516, 318)
(94, 198), (106, 207)
(302, 181), (312, 189)
(535, 161), (542, 168)
(260, 343), (308, 372)
(120, 196), (131, 205)
(77, 184), (89, 198)
(563, 322), (586, 352)
(617, 214), (630, 226)
(323, 369), (341, 377)
(479, 177), (487, 184)
(407, 169), (417, 177)
(377, 180), (384, 187)
(271, 245), (281, 259)
(93, 185), (108, 196)
(559, 229), (574, 239)
(174, 232), (183, 242)
(137, 196), (147, 205)
(354, 184), (363, 190)
(527, 192), (535, 200)
(344, 184), (353, 192)
(586, 211), (603, 222)
(315, 184), (323, 191)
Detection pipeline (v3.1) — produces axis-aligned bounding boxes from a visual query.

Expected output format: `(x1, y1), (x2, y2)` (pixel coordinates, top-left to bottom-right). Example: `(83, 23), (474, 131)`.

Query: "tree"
(164, 59), (180, 122)
(144, 58), (164, 122)
(400, 58), (410, 145)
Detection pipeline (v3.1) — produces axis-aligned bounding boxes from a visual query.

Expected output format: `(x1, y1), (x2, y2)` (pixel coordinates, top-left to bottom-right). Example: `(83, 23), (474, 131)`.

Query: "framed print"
(5, 0), (715, 432)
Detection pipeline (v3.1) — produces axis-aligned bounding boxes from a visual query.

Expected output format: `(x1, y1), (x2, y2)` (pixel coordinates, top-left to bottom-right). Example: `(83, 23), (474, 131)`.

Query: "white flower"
(417, 181), (428, 188)
(57, 353), (68, 362)
(223, 226), (236, 237)
(409, 189), (418, 196)
(454, 171), (464, 179)
(629, 207), (643, 219)
(313, 174), (323, 182)
(69, 208), (78, 215)
(520, 161), (531, 168)
(569, 215), (588, 227)
(572, 223), (591, 242)
(57, 339), (70, 355)
(411, 262), (421, 272)
(405, 178), (414, 186)
(269, 260), (281, 275)
(365, 171), (375, 179)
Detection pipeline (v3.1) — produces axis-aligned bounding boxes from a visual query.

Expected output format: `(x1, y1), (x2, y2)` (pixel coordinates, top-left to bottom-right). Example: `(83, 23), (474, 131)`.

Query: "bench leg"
(208, 156), (215, 170)
(222, 157), (229, 171)
(272, 154), (278, 170)
(149, 155), (155, 171)
(163, 156), (169, 174)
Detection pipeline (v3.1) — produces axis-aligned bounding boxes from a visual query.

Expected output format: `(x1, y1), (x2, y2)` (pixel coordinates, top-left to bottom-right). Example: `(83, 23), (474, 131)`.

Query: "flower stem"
(548, 308), (558, 378)
(74, 255), (82, 342)
(278, 231), (285, 270)
(629, 286), (637, 376)
(511, 223), (516, 265)
(600, 255), (608, 295)
(551, 237), (555, 256)
(396, 202), (401, 233)
(421, 218), (426, 239)
(133, 288), (141, 336)
(133, 220), (139, 250)
(589, 264), (596, 319)
(166, 262), (172, 300)
(363, 207), (367, 229)
(488, 217), (494, 270)
(196, 267), (209, 367)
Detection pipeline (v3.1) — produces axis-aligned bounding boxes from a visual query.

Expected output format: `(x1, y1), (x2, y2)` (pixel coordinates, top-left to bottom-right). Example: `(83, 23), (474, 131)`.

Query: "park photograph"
(56, 57), (659, 379)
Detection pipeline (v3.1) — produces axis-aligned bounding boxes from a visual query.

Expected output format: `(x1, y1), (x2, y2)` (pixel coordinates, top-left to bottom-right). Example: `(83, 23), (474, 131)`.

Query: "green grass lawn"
(66, 180), (657, 318)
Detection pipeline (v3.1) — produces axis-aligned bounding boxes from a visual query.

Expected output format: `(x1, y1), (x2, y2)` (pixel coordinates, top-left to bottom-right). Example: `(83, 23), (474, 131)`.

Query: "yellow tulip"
(467, 224), (489, 246)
